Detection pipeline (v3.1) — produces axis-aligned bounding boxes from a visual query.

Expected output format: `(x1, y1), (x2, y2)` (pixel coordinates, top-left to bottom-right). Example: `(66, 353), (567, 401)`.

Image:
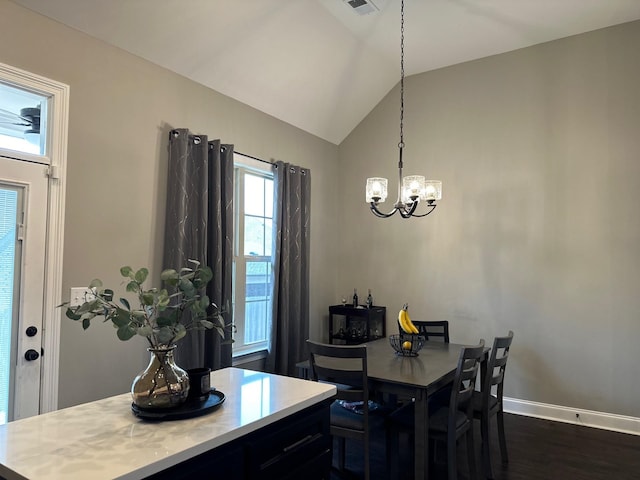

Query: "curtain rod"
(235, 150), (276, 167)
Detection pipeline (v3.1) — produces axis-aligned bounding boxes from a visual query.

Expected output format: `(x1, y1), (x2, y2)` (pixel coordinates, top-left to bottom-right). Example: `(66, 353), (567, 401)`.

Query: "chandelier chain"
(399, 0), (405, 149)
(365, 0), (440, 219)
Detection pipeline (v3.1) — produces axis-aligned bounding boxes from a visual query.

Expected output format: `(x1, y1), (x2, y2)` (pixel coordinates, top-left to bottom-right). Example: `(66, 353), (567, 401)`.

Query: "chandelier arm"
(409, 204), (438, 218)
(370, 203), (400, 218)
(399, 200), (419, 218)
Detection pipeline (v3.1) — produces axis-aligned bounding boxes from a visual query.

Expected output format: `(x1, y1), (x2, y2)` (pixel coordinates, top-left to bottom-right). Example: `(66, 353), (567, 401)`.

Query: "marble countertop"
(0, 367), (336, 480)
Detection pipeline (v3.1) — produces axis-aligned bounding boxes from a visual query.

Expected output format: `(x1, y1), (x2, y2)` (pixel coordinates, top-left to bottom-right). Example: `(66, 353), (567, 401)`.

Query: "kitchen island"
(0, 367), (336, 480)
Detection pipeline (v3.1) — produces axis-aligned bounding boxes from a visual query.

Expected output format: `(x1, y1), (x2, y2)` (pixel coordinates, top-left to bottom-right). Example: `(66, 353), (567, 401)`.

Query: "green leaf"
(134, 268), (148, 284)
(111, 309), (130, 327)
(179, 279), (196, 298)
(117, 324), (137, 341)
(200, 295), (210, 310)
(199, 319), (214, 329)
(80, 311), (97, 321)
(141, 292), (155, 306)
(160, 269), (179, 282)
(156, 299), (170, 311)
(126, 281), (140, 293)
(65, 308), (81, 321)
(119, 297), (131, 310)
(173, 325), (187, 342)
(156, 316), (174, 327)
(88, 279), (103, 289)
(120, 266), (133, 278)
(136, 325), (153, 338)
(199, 266), (213, 283)
(75, 299), (102, 314)
(82, 318), (91, 330)
(156, 326), (174, 344)
(212, 313), (225, 327)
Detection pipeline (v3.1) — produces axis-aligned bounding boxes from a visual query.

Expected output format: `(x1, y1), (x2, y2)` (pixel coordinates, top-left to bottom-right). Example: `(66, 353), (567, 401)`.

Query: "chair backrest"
(449, 340), (485, 422)
(483, 331), (514, 406)
(307, 340), (368, 406)
(410, 320), (450, 343)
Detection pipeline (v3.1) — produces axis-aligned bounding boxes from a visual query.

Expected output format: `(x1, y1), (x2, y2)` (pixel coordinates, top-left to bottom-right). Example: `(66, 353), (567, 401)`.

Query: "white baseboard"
(503, 397), (640, 436)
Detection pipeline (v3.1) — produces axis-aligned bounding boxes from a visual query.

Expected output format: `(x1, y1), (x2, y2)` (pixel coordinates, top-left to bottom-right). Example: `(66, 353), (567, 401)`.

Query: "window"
(233, 154), (274, 356)
(0, 82), (47, 157)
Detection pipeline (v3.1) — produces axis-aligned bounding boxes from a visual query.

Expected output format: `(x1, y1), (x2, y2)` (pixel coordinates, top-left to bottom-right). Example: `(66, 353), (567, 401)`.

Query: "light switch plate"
(69, 287), (95, 307)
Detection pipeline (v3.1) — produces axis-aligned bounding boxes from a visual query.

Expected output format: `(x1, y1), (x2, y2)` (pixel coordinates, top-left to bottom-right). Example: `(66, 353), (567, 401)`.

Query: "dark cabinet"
(329, 305), (386, 344)
(146, 399), (332, 480)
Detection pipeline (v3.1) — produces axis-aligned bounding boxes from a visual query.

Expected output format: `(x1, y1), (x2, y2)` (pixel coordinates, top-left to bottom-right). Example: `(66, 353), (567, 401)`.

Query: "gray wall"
(0, 0), (339, 408)
(338, 21), (640, 417)
(2, 0), (639, 419)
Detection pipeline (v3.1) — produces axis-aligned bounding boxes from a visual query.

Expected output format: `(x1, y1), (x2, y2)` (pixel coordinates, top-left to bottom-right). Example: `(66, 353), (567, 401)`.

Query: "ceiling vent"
(344, 0), (379, 15)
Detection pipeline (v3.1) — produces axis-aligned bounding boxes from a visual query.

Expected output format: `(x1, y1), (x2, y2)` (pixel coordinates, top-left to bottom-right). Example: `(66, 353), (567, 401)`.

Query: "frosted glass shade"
(402, 175), (425, 202)
(422, 180), (442, 202)
(366, 177), (388, 203)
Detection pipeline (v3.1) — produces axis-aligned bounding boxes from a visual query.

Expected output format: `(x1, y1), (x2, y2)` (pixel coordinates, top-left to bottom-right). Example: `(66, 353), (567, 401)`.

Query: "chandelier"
(365, 0), (442, 218)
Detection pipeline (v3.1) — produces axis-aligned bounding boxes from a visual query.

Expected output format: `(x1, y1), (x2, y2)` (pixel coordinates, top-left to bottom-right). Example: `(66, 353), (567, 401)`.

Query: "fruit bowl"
(389, 334), (426, 357)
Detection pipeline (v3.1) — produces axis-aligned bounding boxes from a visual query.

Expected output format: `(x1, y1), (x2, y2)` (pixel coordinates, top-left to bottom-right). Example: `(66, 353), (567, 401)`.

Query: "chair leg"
(363, 431), (370, 480)
(481, 413), (494, 479)
(497, 409), (509, 464)
(466, 425), (477, 480)
(386, 425), (399, 479)
(336, 437), (346, 471)
(447, 434), (457, 480)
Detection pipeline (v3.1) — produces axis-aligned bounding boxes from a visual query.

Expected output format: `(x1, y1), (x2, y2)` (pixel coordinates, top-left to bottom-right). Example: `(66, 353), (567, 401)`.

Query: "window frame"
(232, 153), (275, 357)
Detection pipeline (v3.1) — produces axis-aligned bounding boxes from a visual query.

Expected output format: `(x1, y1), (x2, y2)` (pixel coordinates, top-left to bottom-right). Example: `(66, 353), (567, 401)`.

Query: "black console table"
(329, 305), (386, 344)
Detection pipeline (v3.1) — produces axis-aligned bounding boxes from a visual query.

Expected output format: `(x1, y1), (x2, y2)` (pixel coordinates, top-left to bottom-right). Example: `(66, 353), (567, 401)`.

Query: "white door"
(0, 156), (48, 423)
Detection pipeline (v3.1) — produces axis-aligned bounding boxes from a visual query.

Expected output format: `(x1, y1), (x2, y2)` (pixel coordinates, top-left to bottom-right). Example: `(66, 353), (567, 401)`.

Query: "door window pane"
(0, 187), (18, 425)
(0, 83), (47, 156)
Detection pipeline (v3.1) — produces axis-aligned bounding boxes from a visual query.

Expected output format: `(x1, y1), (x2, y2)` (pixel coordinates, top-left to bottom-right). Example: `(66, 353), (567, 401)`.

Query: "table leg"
(414, 390), (429, 480)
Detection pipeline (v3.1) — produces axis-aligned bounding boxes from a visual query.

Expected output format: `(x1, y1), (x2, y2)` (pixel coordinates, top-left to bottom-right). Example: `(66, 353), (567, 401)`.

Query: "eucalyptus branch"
(61, 260), (231, 347)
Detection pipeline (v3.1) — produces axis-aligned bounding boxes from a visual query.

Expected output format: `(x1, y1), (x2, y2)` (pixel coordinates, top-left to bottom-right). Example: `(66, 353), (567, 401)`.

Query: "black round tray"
(131, 389), (225, 421)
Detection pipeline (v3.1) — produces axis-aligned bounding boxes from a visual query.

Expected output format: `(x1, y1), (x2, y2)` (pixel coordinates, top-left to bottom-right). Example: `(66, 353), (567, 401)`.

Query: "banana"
(398, 303), (419, 334)
(398, 305), (411, 333)
(405, 307), (419, 334)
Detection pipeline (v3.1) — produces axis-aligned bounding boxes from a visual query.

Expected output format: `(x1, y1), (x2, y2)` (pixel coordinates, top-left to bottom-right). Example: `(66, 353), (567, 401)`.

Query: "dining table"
(299, 337), (484, 480)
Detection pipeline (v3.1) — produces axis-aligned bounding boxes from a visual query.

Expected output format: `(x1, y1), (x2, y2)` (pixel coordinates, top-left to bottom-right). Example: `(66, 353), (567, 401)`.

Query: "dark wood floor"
(330, 412), (640, 479)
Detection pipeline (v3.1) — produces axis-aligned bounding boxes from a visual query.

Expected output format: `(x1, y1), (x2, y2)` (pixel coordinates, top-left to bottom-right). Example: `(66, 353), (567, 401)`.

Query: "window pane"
(0, 83), (47, 156)
(265, 178), (273, 218)
(264, 218), (272, 257)
(244, 174), (264, 217)
(244, 216), (265, 256)
(244, 261), (271, 345)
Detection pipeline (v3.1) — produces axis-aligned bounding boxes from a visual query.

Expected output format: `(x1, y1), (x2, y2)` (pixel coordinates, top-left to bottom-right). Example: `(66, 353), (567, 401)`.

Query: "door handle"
(24, 349), (40, 361)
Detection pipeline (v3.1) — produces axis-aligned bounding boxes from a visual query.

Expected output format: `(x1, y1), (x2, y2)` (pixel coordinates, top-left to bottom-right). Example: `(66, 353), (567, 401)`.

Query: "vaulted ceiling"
(11, 0), (640, 144)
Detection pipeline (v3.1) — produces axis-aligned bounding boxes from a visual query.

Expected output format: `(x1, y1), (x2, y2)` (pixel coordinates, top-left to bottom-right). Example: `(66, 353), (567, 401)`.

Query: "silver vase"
(131, 345), (190, 409)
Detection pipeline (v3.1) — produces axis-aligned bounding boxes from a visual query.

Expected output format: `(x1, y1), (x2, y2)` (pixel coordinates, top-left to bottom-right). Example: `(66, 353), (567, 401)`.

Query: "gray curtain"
(265, 161), (311, 376)
(164, 129), (233, 371)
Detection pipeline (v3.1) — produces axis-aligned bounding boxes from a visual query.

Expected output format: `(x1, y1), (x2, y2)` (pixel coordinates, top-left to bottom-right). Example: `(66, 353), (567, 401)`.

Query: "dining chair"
(398, 320), (450, 343)
(415, 320), (450, 343)
(472, 330), (514, 479)
(307, 340), (383, 480)
(386, 339), (485, 480)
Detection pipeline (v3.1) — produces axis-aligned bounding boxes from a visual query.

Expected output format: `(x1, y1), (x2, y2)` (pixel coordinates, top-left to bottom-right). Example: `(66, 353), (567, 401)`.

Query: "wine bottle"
(366, 289), (373, 308)
(352, 288), (358, 307)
